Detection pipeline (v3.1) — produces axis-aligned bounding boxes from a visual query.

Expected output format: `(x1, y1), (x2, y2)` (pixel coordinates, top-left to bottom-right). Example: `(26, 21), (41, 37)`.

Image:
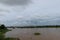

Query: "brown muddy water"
(5, 28), (60, 40)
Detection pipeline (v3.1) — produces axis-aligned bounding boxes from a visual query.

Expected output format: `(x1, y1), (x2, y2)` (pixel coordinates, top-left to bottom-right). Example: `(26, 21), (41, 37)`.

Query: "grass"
(0, 29), (9, 34)
(0, 29), (19, 40)
(0, 33), (5, 40)
(5, 38), (20, 40)
(34, 32), (41, 35)
(0, 29), (8, 40)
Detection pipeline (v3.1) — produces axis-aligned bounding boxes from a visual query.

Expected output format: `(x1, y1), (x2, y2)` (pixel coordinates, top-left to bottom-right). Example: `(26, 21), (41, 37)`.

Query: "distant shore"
(6, 25), (60, 28)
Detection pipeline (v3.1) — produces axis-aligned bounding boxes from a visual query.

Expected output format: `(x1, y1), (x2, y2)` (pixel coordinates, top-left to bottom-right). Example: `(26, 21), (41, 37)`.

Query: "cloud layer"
(0, 0), (60, 26)
(0, 0), (31, 6)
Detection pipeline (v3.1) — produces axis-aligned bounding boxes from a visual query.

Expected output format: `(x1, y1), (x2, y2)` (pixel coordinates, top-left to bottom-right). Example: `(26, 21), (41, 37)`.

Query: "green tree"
(0, 24), (7, 29)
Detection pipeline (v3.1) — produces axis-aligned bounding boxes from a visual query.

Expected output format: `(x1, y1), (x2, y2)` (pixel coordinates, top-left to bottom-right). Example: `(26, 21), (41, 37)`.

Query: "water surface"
(5, 28), (60, 40)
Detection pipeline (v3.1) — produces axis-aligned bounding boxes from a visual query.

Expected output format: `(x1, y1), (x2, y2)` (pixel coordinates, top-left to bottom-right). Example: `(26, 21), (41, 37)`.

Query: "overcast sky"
(0, 0), (60, 26)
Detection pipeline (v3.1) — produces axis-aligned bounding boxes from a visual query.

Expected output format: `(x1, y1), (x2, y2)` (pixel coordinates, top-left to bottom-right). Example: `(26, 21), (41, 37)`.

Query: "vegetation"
(5, 38), (20, 40)
(34, 32), (41, 35)
(0, 24), (19, 40)
(0, 33), (5, 40)
(0, 24), (7, 29)
(7, 25), (60, 28)
(0, 24), (9, 33)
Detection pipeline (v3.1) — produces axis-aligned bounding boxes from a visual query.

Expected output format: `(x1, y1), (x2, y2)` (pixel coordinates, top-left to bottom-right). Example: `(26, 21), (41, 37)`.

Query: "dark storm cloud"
(0, 0), (32, 6)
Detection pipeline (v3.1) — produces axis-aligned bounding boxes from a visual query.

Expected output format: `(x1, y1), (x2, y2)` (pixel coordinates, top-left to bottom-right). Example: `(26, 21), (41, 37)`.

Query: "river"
(5, 28), (60, 40)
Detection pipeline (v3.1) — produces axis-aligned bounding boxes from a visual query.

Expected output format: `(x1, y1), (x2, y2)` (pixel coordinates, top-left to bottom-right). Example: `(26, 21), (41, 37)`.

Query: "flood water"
(5, 28), (60, 40)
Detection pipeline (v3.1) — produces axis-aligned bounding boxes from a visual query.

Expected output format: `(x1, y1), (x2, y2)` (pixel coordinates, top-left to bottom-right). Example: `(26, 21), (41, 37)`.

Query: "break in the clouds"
(0, 0), (60, 26)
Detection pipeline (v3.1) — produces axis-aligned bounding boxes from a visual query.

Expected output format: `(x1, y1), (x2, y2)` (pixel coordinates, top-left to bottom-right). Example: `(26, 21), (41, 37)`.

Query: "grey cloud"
(0, 9), (10, 12)
(0, 9), (10, 16)
(0, 0), (32, 6)
(3, 17), (60, 26)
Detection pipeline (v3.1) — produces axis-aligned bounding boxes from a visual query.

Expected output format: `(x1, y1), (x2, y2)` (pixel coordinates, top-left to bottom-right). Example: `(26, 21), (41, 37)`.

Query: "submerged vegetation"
(34, 32), (41, 35)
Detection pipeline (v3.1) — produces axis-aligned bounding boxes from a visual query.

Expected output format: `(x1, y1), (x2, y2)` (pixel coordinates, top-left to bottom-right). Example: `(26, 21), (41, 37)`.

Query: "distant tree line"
(7, 25), (60, 28)
(16, 25), (60, 28)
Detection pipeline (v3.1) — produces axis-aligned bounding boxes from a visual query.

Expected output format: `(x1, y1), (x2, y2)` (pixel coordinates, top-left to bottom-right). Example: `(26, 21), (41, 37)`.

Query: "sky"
(0, 0), (60, 26)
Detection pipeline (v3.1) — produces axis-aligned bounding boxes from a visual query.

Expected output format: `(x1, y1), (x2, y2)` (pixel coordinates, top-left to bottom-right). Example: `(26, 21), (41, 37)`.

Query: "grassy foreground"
(0, 24), (19, 40)
(0, 29), (19, 40)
